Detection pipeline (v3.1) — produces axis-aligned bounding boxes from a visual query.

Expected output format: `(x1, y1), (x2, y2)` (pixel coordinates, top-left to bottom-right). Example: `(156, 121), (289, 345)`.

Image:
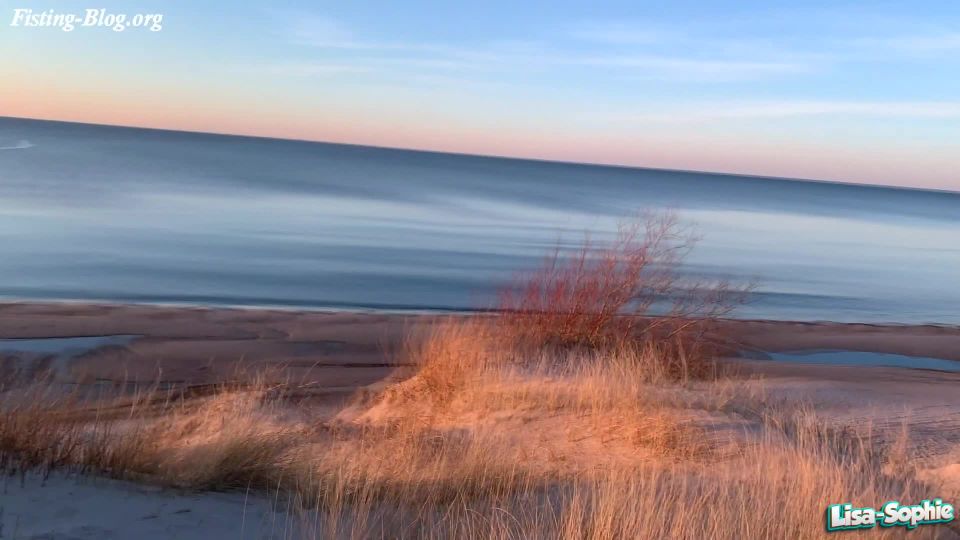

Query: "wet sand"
(0, 302), (431, 398)
(722, 318), (960, 362)
(1, 302), (959, 393)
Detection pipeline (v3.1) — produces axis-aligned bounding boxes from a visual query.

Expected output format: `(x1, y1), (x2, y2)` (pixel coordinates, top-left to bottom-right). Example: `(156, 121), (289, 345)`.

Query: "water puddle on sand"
(767, 349), (960, 373)
(0, 335), (139, 380)
(0, 335), (139, 355)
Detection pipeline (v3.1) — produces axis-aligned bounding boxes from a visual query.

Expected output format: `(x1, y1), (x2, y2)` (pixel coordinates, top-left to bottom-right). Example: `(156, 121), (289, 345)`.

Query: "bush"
(497, 212), (749, 378)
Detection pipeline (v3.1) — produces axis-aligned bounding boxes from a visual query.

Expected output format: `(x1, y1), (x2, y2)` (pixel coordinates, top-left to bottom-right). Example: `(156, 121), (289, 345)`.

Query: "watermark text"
(10, 8), (163, 32)
(827, 499), (954, 532)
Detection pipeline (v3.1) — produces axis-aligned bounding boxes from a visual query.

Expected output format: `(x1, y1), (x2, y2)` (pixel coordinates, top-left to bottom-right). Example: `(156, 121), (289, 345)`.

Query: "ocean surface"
(1, 117), (957, 324)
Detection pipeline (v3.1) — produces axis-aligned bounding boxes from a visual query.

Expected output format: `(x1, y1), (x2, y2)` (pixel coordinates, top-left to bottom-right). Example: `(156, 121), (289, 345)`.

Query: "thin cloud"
(278, 14), (817, 82)
(262, 62), (371, 77)
(627, 101), (960, 122)
(568, 22), (676, 45)
(288, 15), (358, 49)
(859, 33), (960, 53)
(570, 55), (807, 79)
(288, 14), (455, 55)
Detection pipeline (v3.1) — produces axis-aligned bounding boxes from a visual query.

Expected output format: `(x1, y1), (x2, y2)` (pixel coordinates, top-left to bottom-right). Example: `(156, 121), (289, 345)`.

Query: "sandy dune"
(2, 302), (957, 460)
(0, 302), (958, 537)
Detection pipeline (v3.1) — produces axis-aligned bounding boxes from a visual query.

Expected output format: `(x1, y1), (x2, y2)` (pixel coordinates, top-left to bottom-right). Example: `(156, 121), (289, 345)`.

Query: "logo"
(10, 8), (164, 32)
(827, 499), (954, 532)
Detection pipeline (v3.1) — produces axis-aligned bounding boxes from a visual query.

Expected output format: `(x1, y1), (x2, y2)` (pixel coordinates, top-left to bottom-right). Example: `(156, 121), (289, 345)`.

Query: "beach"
(2, 301), (959, 388)
(0, 473), (300, 539)
(6, 3), (960, 536)
(1, 302), (959, 537)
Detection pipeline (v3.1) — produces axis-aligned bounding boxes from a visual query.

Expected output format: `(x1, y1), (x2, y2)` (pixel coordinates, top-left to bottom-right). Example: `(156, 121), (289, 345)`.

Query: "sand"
(0, 473), (301, 539)
(1, 302), (958, 392)
(722, 319), (960, 361)
(1, 301), (957, 430)
(1, 302), (959, 533)
(0, 302), (434, 406)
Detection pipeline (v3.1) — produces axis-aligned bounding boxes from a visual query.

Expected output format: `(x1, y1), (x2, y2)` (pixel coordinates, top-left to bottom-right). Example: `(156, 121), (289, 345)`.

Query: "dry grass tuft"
(0, 356), (954, 538)
(0, 214), (953, 538)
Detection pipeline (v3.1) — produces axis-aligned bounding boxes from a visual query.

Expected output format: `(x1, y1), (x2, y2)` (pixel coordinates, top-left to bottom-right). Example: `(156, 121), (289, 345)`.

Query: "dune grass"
(0, 213), (954, 538)
(0, 333), (947, 539)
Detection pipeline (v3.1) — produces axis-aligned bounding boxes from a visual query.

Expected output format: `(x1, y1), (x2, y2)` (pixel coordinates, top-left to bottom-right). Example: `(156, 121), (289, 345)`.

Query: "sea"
(1, 117), (957, 324)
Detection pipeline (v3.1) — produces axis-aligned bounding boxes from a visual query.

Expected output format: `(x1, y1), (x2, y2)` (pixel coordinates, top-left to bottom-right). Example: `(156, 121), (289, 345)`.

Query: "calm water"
(0, 335), (139, 356)
(1, 117), (957, 323)
(767, 350), (960, 372)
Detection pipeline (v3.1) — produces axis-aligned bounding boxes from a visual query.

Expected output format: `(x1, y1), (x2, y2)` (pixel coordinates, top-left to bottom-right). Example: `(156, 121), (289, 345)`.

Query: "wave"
(0, 139), (34, 150)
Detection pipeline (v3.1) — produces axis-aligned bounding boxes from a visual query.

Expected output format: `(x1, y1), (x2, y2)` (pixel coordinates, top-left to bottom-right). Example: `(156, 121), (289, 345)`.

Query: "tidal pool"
(0, 335), (140, 381)
(767, 349), (960, 373)
(0, 335), (139, 356)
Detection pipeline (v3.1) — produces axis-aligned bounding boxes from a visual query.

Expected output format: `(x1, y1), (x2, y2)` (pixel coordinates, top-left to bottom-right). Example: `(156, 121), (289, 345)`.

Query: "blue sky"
(2, 1), (959, 189)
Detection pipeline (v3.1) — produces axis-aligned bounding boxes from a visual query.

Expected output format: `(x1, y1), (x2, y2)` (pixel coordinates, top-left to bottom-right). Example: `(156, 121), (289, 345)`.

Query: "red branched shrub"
(497, 212), (749, 377)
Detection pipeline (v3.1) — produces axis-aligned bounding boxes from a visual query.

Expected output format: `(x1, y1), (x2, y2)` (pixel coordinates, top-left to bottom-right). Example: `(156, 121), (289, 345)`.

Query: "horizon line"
(3, 114), (957, 196)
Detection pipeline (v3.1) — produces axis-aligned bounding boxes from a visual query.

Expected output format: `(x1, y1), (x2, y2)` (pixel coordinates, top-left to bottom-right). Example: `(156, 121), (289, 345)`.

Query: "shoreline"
(0, 301), (959, 392)
(3, 296), (958, 327)
(2, 300), (959, 537)
(3, 298), (960, 327)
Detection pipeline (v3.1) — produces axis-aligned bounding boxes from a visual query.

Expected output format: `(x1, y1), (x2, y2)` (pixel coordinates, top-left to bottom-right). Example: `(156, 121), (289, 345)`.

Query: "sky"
(2, 0), (959, 191)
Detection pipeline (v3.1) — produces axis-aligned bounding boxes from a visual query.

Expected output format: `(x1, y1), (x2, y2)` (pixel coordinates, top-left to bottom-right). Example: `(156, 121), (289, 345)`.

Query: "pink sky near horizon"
(2, 76), (957, 192)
